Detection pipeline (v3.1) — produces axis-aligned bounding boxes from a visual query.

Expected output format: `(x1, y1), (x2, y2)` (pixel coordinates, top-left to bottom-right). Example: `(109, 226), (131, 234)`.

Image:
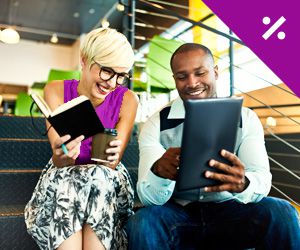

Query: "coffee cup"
(91, 128), (118, 162)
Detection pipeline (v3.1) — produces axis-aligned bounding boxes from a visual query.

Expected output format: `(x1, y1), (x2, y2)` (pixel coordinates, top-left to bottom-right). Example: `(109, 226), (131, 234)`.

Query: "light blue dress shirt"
(137, 97), (272, 206)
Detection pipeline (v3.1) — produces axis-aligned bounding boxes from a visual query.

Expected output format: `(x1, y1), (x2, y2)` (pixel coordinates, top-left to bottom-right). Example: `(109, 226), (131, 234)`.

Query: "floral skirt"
(24, 159), (134, 250)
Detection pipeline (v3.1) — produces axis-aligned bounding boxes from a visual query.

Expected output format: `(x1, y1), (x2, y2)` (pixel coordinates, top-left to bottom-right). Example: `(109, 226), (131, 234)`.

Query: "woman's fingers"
(53, 134), (71, 154)
(108, 139), (122, 147)
(104, 139), (122, 162)
(53, 135), (84, 159)
(107, 152), (119, 161)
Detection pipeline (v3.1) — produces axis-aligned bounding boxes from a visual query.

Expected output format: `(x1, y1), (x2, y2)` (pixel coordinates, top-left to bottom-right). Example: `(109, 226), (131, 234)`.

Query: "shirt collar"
(168, 97), (185, 119)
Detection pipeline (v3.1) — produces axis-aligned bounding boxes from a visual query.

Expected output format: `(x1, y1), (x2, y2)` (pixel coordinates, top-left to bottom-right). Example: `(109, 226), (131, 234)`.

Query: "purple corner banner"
(202, 0), (300, 97)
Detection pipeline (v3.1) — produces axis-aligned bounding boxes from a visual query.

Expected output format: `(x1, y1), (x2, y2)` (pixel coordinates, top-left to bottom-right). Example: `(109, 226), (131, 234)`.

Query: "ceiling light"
(89, 8), (95, 14)
(140, 71), (148, 83)
(50, 33), (58, 43)
(116, 4), (125, 12)
(266, 117), (277, 127)
(73, 12), (80, 18)
(0, 27), (20, 44)
(101, 19), (110, 28)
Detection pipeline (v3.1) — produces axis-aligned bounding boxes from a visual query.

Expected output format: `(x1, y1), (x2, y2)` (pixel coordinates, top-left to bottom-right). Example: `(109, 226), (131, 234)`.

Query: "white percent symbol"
(262, 16), (286, 40)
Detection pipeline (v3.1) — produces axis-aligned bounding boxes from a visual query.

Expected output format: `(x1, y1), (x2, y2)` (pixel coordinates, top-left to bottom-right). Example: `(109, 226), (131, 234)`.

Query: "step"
(0, 172), (41, 205)
(0, 115), (141, 248)
(0, 205), (39, 250)
(0, 116), (48, 139)
(0, 139), (51, 170)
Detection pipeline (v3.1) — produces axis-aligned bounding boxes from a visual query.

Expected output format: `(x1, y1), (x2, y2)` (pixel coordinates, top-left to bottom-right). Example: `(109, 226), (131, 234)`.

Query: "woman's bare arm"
(106, 89), (138, 168)
(44, 81), (84, 167)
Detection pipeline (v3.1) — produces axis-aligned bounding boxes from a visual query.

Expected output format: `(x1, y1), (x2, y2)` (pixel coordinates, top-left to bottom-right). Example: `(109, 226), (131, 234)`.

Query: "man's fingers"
(209, 159), (233, 174)
(220, 149), (242, 166)
(205, 171), (240, 184)
(204, 183), (233, 192)
(169, 147), (181, 156)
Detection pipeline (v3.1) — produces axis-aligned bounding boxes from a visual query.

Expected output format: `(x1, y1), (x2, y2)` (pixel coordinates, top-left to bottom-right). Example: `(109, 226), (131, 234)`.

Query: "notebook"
(176, 97), (243, 191)
(31, 93), (104, 140)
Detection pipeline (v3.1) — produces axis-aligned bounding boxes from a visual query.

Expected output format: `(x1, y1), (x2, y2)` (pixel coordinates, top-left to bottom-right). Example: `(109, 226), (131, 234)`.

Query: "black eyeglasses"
(93, 61), (130, 85)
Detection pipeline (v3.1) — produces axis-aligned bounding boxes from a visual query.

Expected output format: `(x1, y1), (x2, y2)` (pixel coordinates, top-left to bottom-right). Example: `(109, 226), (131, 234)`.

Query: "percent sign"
(262, 16), (286, 40)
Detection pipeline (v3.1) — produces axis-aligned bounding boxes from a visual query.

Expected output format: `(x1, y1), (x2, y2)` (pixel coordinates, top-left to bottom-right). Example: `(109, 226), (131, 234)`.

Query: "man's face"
(172, 49), (218, 101)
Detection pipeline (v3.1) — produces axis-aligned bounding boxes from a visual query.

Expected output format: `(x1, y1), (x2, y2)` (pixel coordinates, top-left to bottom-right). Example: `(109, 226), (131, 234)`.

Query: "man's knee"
(259, 197), (298, 219)
(127, 205), (167, 232)
(126, 205), (175, 250)
(255, 197), (299, 232)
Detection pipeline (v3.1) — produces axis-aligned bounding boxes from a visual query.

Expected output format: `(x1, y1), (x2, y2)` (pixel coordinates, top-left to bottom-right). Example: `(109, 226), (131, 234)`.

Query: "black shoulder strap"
(159, 103), (243, 131)
(159, 106), (184, 132)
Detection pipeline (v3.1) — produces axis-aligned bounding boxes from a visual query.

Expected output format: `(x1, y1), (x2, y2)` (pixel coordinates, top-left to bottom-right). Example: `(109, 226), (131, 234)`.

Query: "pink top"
(64, 79), (128, 164)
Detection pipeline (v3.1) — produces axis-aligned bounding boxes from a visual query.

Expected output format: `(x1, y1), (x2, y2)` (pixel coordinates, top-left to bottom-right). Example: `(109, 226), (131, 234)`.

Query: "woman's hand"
(103, 139), (122, 169)
(52, 134), (85, 167)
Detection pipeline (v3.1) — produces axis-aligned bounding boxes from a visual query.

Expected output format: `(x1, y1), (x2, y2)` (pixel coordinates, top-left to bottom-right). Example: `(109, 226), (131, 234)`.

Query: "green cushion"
(47, 69), (81, 83)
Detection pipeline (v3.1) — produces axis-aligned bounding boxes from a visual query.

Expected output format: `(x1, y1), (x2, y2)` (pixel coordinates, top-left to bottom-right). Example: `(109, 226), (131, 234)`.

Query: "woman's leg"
(83, 224), (105, 250)
(57, 230), (82, 250)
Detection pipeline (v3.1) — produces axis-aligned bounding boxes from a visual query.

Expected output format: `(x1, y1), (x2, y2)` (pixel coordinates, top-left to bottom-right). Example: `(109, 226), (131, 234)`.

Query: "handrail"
(134, 12), (296, 98)
(138, 0), (245, 45)
(265, 127), (300, 154)
(234, 87), (300, 126)
(134, 0), (300, 205)
(269, 156), (300, 181)
(218, 56), (296, 97)
(272, 184), (300, 206)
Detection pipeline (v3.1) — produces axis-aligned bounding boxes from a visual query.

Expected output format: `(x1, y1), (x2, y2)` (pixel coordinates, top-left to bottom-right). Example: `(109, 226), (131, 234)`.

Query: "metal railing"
(127, 0), (300, 204)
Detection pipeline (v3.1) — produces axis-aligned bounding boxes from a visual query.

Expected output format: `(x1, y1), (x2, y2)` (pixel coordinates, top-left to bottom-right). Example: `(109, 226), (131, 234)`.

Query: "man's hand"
(151, 147), (181, 180)
(204, 149), (249, 193)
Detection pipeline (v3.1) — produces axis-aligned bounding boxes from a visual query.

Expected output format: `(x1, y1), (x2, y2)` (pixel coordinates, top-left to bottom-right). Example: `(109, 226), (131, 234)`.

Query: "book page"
(30, 93), (51, 118)
(51, 95), (89, 116)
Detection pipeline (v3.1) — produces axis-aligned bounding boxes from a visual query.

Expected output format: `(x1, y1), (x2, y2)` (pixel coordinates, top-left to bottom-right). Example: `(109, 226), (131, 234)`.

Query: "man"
(126, 43), (300, 249)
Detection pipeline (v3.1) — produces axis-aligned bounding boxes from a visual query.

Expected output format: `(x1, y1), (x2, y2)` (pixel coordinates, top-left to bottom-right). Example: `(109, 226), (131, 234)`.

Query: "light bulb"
(266, 117), (277, 127)
(50, 33), (58, 43)
(116, 4), (125, 12)
(0, 28), (20, 44)
(101, 19), (110, 28)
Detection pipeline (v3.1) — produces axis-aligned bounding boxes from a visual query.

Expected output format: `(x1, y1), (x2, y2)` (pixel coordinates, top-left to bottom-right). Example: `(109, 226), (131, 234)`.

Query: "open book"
(31, 93), (104, 140)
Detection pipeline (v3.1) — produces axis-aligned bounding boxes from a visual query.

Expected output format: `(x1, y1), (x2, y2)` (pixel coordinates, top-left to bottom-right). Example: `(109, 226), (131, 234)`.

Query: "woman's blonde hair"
(80, 28), (134, 70)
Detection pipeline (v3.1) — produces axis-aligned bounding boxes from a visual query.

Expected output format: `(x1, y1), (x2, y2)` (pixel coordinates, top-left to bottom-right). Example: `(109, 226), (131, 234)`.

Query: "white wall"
(0, 39), (80, 86)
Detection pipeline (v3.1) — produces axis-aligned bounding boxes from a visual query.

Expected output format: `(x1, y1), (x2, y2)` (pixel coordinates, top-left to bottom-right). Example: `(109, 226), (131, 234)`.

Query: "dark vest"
(159, 105), (243, 201)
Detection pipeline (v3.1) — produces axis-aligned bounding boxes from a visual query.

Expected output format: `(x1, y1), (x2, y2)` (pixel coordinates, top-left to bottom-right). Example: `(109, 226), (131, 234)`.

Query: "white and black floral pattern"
(24, 159), (134, 250)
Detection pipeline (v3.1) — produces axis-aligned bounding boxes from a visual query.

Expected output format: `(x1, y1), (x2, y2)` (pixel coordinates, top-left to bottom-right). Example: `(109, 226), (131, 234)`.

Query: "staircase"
(0, 116), (139, 250)
(265, 133), (300, 205)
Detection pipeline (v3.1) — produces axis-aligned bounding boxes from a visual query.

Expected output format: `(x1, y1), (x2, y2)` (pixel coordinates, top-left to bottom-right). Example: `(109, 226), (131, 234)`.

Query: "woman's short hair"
(80, 28), (134, 71)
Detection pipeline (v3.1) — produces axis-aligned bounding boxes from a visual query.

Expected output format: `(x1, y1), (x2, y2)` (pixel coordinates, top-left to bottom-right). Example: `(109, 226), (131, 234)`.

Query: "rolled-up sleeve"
(137, 112), (176, 206)
(233, 108), (272, 203)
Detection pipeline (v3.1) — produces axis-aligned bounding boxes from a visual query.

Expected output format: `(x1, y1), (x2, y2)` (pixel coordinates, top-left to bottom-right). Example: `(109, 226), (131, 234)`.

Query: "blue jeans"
(126, 197), (300, 250)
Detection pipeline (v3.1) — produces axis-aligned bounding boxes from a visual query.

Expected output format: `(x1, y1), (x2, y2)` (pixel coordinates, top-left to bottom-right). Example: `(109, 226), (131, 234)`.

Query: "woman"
(25, 28), (138, 250)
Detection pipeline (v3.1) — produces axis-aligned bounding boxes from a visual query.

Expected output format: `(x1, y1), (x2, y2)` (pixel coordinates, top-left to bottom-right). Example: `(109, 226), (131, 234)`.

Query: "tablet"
(176, 97), (243, 191)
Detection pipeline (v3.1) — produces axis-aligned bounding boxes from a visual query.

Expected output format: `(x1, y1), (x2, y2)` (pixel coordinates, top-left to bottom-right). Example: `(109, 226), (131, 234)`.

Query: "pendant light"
(0, 27), (20, 44)
(0, 0), (20, 44)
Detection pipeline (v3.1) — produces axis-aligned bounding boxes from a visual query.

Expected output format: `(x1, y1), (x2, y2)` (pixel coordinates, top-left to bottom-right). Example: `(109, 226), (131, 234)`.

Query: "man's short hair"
(170, 43), (214, 71)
